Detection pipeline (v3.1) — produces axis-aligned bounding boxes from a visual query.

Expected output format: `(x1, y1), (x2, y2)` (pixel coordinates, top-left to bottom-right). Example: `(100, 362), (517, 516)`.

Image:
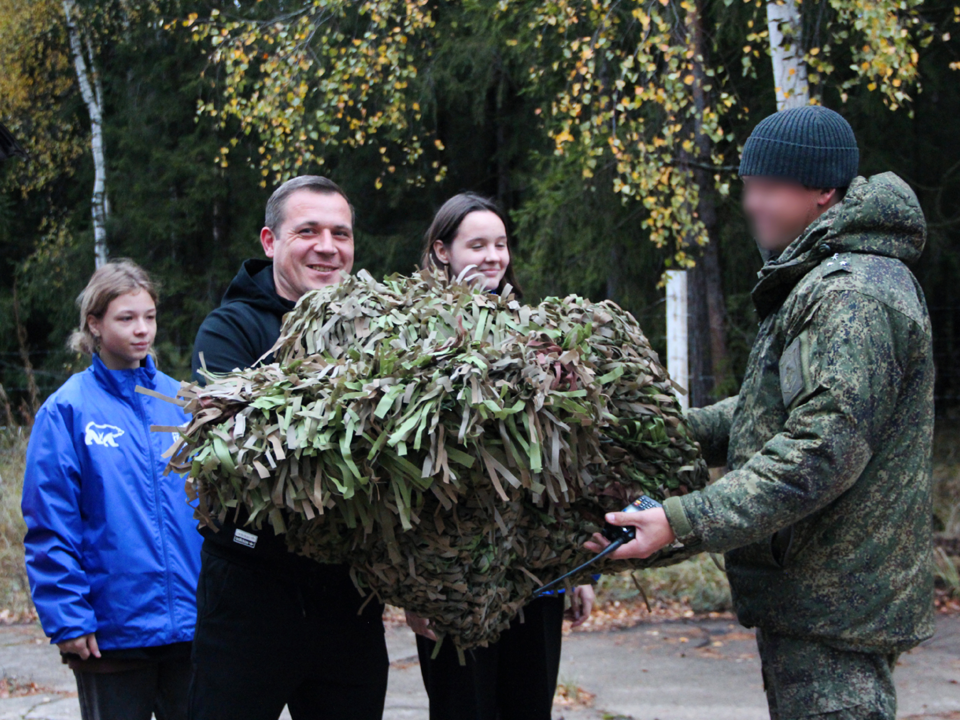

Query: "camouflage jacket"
(662, 173), (935, 653)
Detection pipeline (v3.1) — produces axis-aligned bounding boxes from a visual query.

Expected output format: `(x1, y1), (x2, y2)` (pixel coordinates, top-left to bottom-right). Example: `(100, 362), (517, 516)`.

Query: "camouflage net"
(168, 270), (708, 652)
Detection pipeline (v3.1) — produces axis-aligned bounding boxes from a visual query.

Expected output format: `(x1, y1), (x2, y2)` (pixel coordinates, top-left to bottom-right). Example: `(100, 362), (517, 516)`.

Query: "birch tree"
(63, 0), (109, 267)
(0, 0), (85, 192)
(189, 0), (942, 256)
(766, 0), (809, 109)
(182, 1), (439, 191)
(761, 0), (935, 113)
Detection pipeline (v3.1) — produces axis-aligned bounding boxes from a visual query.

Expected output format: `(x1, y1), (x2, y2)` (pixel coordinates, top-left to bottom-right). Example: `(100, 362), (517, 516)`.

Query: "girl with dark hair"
(420, 192), (524, 299)
(409, 193), (595, 720)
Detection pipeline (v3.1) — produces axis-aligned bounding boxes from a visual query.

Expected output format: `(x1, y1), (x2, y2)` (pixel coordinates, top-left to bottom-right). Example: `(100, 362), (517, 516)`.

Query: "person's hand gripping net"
(584, 504), (677, 560)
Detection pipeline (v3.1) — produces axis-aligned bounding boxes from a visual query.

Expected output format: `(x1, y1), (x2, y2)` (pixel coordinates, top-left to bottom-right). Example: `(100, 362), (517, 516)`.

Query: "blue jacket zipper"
(137, 388), (177, 639)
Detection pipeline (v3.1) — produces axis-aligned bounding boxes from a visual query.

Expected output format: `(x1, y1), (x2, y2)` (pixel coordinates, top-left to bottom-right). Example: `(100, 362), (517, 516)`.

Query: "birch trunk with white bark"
(766, 0), (809, 110)
(666, 270), (690, 411)
(63, 0), (109, 268)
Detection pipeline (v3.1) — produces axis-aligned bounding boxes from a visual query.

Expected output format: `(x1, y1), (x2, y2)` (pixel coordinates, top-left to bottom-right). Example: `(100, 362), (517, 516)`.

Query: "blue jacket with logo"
(22, 355), (201, 650)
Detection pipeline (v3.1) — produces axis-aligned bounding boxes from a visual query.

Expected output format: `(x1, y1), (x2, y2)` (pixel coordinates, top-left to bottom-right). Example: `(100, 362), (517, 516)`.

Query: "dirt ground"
(0, 614), (957, 720)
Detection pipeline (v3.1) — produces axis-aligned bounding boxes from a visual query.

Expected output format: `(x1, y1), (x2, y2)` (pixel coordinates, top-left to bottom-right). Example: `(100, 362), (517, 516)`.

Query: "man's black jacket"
(192, 259), (317, 573)
(192, 258), (294, 377)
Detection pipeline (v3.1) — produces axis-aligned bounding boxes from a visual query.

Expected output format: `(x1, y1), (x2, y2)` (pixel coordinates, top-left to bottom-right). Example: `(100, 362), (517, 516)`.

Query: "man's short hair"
(264, 176), (355, 233)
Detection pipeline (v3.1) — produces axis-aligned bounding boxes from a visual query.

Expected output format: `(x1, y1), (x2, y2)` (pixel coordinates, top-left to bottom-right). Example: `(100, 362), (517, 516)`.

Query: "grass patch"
(934, 425), (960, 536)
(0, 427), (32, 618)
(933, 425), (960, 604)
(597, 554), (733, 614)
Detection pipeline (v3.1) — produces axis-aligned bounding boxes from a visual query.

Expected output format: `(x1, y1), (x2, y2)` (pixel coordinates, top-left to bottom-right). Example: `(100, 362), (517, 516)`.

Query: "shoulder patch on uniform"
(780, 338), (804, 409)
(780, 330), (815, 410)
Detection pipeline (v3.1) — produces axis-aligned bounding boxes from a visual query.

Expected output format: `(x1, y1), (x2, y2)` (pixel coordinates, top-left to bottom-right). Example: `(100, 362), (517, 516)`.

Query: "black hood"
(220, 259), (295, 315)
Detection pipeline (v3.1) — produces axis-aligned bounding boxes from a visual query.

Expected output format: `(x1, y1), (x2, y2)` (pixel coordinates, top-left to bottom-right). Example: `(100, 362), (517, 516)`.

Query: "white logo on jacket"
(84, 422), (125, 448)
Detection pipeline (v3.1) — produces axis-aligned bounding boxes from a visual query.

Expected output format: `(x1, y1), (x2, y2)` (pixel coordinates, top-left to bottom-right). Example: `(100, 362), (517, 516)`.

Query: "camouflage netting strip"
(167, 269), (708, 652)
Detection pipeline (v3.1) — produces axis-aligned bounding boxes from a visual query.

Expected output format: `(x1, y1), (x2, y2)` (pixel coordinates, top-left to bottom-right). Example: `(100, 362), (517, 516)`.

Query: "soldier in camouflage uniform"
(587, 105), (935, 719)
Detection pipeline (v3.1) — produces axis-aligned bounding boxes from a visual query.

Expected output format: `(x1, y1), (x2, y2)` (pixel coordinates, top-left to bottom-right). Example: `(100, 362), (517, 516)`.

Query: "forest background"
(0, 0), (958, 418)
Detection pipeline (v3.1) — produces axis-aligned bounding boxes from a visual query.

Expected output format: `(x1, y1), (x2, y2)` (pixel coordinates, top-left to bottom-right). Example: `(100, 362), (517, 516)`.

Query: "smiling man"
(192, 176), (355, 374)
(188, 177), (388, 720)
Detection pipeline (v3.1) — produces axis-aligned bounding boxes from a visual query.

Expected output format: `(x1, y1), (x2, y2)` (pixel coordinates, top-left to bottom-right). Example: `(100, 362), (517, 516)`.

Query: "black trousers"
(416, 595), (565, 720)
(188, 547), (389, 720)
(74, 658), (191, 720)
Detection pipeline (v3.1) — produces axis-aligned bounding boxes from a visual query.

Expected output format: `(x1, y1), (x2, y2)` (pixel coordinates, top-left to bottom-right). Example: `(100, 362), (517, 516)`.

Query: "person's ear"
(260, 227), (277, 258)
(817, 188), (838, 207)
(433, 240), (449, 265)
(87, 315), (101, 340)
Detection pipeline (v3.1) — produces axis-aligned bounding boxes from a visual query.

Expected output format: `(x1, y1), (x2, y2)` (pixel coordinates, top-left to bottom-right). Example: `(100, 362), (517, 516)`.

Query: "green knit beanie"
(739, 105), (859, 189)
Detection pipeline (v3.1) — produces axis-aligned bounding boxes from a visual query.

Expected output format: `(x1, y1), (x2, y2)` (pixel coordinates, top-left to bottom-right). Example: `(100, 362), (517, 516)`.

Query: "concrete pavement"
(551, 616), (960, 720)
(0, 616), (957, 719)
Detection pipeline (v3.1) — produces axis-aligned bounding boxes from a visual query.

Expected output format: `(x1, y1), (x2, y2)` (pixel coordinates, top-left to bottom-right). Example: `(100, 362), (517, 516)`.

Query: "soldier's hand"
(584, 508), (676, 559)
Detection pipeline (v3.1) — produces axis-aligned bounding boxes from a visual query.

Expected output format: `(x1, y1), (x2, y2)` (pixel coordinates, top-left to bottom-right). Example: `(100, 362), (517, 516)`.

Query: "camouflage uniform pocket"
(770, 525), (795, 568)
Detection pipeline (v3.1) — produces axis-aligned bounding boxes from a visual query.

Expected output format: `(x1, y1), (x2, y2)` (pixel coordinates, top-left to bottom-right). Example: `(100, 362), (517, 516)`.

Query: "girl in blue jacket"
(22, 260), (201, 720)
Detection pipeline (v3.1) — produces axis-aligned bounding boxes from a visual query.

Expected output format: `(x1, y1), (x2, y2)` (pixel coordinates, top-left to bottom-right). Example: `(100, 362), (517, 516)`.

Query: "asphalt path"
(0, 616), (957, 720)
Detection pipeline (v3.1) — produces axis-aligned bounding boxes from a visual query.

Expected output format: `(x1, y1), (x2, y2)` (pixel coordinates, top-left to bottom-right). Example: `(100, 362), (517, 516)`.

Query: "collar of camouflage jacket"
(750, 172), (926, 320)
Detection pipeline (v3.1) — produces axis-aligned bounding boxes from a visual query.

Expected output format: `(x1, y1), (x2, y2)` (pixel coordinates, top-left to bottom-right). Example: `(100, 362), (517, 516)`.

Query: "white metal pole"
(666, 270), (689, 410)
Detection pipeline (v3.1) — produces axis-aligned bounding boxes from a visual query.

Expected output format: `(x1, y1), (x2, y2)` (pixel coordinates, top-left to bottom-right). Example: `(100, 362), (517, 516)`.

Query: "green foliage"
(184, 0), (443, 188)
(104, 7), (270, 359)
(513, 155), (670, 352)
(183, 0), (951, 260)
(0, 0), (85, 192)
